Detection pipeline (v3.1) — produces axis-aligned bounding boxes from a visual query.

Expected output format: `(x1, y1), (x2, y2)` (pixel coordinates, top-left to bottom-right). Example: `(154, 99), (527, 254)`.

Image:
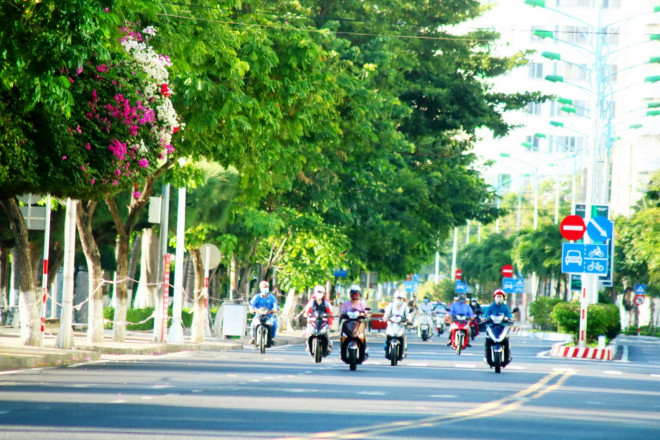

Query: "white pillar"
(168, 187), (186, 343)
(56, 198), (77, 349)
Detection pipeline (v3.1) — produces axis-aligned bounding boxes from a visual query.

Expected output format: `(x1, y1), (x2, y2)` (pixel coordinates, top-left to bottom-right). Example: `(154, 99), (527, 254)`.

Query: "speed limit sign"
(634, 294), (645, 306)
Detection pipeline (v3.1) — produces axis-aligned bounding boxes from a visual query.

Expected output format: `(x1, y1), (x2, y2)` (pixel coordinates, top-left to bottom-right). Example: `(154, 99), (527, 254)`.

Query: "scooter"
(433, 312), (445, 336)
(306, 310), (331, 363)
(484, 314), (512, 373)
(449, 314), (470, 355)
(385, 315), (407, 366)
(417, 312), (433, 341)
(340, 311), (369, 371)
(253, 307), (276, 354)
(469, 315), (480, 340)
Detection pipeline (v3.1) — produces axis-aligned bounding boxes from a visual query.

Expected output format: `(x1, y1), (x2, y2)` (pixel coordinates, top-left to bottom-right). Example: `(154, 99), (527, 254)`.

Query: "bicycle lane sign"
(584, 244), (608, 275)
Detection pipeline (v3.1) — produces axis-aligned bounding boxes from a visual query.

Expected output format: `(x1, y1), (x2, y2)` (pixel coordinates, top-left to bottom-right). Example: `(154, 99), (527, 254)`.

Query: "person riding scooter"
(249, 280), (279, 345)
(446, 293), (474, 346)
(483, 289), (513, 366)
(383, 290), (410, 357)
(416, 296), (435, 339)
(303, 284), (334, 356)
(339, 285), (370, 368)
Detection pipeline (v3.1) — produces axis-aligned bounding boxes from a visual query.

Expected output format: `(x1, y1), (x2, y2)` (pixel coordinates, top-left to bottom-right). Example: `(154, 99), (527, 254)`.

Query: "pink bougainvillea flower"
(91, 178), (96, 185)
(161, 83), (171, 98)
(134, 191), (141, 199)
(172, 126), (179, 134)
(108, 139), (127, 160)
(112, 180), (118, 186)
(62, 156), (67, 160)
(96, 64), (108, 73)
(137, 158), (149, 168)
(84, 143), (91, 150)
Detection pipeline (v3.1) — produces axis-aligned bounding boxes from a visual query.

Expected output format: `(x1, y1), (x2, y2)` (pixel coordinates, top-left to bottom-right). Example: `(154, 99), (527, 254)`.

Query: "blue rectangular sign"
(455, 280), (467, 293)
(502, 277), (514, 294)
(562, 243), (585, 274)
(584, 244), (608, 275)
(513, 278), (525, 294)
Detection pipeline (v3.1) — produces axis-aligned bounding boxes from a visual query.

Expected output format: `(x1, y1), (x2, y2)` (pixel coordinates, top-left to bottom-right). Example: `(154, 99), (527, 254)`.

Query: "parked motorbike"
(416, 312), (433, 341)
(253, 307), (276, 354)
(449, 314), (470, 355)
(306, 310), (331, 363)
(340, 311), (369, 371)
(386, 315), (407, 366)
(484, 314), (512, 373)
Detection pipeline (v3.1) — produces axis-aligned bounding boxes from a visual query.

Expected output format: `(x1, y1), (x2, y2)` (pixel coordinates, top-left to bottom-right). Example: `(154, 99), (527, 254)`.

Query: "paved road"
(0, 332), (658, 439)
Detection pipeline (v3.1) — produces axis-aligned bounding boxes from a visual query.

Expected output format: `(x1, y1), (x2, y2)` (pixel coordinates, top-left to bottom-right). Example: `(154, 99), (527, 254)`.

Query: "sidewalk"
(0, 326), (307, 372)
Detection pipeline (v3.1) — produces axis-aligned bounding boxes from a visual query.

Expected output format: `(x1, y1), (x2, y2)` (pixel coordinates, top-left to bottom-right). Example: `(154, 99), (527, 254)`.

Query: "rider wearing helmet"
(483, 289), (513, 364)
(249, 280), (279, 345)
(303, 284), (334, 326)
(383, 290), (410, 354)
(446, 293), (474, 346)
(340, 284), (367, 314)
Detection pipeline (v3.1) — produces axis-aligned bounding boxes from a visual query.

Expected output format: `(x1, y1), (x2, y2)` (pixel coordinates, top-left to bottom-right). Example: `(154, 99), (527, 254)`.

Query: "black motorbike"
(253, 307), (276, 354)
(340, 311), (369, 371)
(306, 310), (331, 363)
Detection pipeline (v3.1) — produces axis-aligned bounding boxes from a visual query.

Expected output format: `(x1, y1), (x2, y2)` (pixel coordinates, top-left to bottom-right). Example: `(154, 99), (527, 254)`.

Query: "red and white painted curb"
(550, 342), (614, 360)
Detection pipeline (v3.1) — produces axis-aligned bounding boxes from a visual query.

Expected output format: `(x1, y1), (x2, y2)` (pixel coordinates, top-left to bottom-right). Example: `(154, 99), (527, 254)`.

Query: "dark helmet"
(458, 293), (467, 302)
(349, 284), (361, 300)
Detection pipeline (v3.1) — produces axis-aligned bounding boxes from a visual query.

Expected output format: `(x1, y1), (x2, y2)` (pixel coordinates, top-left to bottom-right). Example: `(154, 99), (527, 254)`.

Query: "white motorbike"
(433, 311), (445, 336)
(385, 315), (407, 366)
(417, 312), (434, 341)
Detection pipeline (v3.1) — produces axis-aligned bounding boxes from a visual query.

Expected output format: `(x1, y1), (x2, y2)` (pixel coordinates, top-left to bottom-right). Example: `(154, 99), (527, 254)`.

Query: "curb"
(549, 336), (619, 361)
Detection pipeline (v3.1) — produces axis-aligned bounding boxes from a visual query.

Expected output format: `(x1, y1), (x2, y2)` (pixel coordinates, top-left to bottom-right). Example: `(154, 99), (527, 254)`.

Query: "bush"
(529, 297), (564, 331)
(551, 301), (620, 343)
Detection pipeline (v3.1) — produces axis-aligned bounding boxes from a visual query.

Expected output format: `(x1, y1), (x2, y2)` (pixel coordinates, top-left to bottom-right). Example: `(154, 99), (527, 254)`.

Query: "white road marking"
(357, 391), (386, 396)
(141, 396), (154, 400)
(455, 363), (477, 368)
(431, 394), (457, 399)
(408, 363), (429, 367)
(604, 370), (622, 375)
(150, 385), (172, 389)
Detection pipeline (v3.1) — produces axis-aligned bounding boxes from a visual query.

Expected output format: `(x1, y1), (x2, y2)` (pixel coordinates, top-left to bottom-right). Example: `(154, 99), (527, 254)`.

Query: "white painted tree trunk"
(56, 199), (77, 349)
(134, 228), (158, 309)
(280, 288), (297, 331)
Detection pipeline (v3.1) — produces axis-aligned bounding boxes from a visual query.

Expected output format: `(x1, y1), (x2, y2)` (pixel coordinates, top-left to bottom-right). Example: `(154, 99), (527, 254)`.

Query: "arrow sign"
(586, 216), (613, 242)
(560, 215), (586, 241)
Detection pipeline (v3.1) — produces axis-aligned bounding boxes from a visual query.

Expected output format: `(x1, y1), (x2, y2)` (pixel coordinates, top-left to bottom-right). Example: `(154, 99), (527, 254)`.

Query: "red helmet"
(493, 289), (506, 300)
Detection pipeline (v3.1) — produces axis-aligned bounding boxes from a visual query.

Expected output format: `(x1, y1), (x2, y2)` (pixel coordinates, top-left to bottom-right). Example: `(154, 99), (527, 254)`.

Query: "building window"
(525, 135), (541, 151)
(566, 63), (588, 82)
(529, 62), (544, 79)
(562, 26), (589, 45)
(552, 136), (585, 153)
(526, 102), (543, 115)
(556, 0), (592, 7)
(602, 0), (621, 8)
(574, 100), (588, 117)
(497, 174), (512, 191)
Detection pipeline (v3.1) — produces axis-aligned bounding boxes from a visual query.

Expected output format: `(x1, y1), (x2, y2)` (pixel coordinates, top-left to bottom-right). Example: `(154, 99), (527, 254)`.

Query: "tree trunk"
(279, 287), (298, 331)
(76, 201), (105, 343)
(189, 248), (207, 342)
(134, 228), (159, 309)
(0, 197), (41, 346)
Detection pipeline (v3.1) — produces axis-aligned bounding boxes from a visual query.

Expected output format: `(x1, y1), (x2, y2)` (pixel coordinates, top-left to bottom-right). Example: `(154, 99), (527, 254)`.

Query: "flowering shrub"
(62, 25), (182, 198)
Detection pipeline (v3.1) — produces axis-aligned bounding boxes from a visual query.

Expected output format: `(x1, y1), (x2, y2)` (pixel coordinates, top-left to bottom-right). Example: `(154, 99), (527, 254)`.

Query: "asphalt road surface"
(1, 332), (658, 439)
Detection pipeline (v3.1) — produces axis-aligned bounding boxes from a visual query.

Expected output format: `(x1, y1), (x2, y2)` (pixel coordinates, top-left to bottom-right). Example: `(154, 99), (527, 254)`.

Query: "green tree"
(459, 233), (514, 295)
(512, 223), (565, 298)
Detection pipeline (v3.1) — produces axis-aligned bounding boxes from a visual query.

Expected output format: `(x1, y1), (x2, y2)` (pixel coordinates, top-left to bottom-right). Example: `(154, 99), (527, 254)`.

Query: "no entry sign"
(501, 264), (513, 278)
(560, 215), (586, 241)
(455, 269), (462, 280)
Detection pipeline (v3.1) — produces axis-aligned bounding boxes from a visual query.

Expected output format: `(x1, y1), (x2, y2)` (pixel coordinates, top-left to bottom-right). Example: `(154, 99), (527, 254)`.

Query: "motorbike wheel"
(258, 328), (267, 354)
(349, 348), (358, 371)
(456, 333), (463, 355)
(390, 343), (398, 366)
(494, 351), (502, 374)
(421, 330), (428, 342)
(313, 339), (323, 363)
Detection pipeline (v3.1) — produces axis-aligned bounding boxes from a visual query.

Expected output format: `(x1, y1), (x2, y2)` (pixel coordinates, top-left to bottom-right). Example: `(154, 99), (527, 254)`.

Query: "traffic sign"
(502, 277), (514, 294)
(634, 294), (645, 306)
(334, 269), (348, 278)
(575, 203), (609, 219)
(562, 243), (585, 274)
(513, 278), (524, 294)
(560, 215), (586, 241)
(199, 243), (222, 270)
(634, 284), (646, 294)
(501, 264), (513, 278)
(584, 244), (608, 275)
(455, 269), (462, 280)
(455, 280), (467, 293)
(405, 281), (419, 292)
(586, 216), (613, 243)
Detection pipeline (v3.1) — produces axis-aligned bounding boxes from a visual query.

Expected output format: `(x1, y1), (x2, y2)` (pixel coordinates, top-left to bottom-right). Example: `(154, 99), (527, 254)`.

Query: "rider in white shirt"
(383, 290), (410, 354)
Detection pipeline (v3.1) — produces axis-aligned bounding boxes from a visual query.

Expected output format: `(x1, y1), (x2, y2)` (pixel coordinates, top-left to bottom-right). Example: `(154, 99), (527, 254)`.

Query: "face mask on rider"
(495, 296), (504, 305)
(396, 299), (404, 305)
(423, 299), (429, 303)
(261, 288), (269, 296)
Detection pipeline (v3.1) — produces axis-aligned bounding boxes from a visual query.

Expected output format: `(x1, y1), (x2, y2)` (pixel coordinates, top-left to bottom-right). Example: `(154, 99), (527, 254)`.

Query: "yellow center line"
(275, 369), (576, 440)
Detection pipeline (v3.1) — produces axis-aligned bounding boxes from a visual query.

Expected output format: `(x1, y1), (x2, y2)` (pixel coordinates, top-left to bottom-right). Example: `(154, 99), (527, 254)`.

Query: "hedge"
(552, 301), (620, 343)
(529, 297), (564, 331)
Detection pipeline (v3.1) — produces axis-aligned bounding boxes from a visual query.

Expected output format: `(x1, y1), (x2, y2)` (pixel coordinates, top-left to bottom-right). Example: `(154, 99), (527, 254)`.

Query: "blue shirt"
(483, 302), (512, 320)
(250, 293), (279, 312)
(449, 301), (474, 319)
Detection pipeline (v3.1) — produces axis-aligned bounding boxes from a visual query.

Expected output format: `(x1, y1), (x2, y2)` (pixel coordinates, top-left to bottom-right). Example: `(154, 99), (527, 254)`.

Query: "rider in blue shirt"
(446, 293), (474, 346)
(483, 289), (513, 365)
(249, 280), (279, 344)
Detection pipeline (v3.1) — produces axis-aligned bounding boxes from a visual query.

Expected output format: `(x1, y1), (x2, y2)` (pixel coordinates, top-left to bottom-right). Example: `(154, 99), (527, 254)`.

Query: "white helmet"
(313, 284), (326, 299)
(394, 290), (406, 300)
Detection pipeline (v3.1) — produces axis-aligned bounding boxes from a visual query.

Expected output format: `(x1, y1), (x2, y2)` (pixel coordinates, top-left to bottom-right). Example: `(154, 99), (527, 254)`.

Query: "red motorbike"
(469, 315), (480, 340)
(449, 314), (471, 355)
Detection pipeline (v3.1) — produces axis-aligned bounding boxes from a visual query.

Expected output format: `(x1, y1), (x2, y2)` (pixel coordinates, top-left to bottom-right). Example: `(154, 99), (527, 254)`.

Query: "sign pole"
(579, 283), (588, 348)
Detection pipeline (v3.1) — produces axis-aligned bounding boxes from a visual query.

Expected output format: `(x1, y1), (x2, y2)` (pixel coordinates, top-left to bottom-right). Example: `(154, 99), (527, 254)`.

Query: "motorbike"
(306, 310), (331, 363)
(340, 311), (369, 371)
(469, 314), (480, 340)
(416, 312), (433, 341)
(484, 314), (512, 373)
(449, 314), (470, 355)
(385, 315), (407, 366)
(253, 307), (276, 354)
(433, 311), (445, 336)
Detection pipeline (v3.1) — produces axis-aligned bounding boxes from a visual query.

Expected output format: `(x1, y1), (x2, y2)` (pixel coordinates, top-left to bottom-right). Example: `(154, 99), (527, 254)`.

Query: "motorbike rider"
(339, 284), (369, 358)
(249, 280), (279, 345)
(383, 290), (410, 354)
(446, 292), (474, 346)
(417, 296), (436, 334)
(470, 298), (483, 316)
(303, 284), (334, 354)
(483, 289), (513, 365)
